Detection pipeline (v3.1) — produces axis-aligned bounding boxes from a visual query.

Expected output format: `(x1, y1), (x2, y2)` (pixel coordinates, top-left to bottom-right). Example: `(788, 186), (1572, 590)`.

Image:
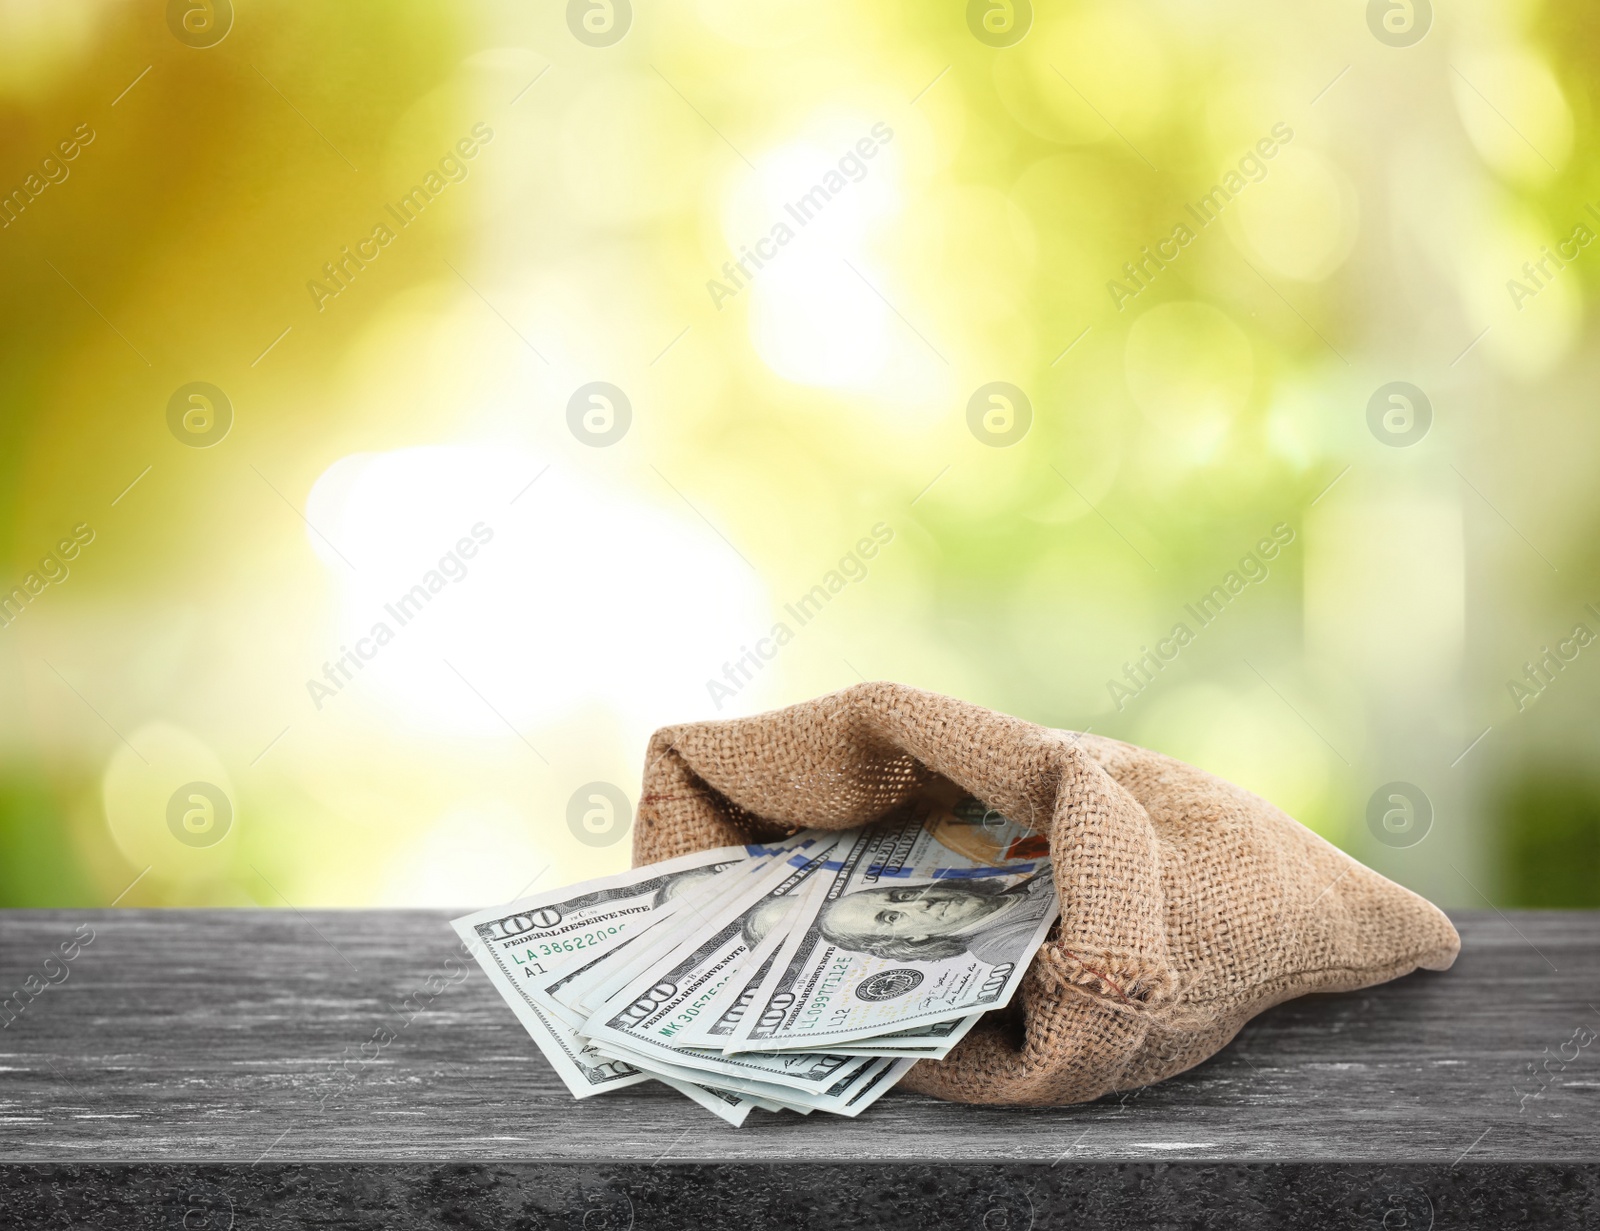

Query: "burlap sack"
(631, 681), (1459, 1106)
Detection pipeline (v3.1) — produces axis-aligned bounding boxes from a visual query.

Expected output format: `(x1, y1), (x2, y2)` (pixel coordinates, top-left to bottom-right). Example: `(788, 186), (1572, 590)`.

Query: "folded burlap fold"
(632, 682), (1460, 1106)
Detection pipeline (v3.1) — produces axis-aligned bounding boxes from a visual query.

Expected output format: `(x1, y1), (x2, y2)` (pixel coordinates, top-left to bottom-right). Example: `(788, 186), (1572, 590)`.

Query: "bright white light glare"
(304, 445), (769, 735)
(724, 123), (910, 392)
(723, 131), (900, 252)
(750, 260), (891, 387)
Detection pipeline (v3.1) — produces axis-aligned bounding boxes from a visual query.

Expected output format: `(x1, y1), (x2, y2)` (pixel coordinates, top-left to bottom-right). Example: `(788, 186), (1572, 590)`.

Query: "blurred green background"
(0, 0), (1595, 910)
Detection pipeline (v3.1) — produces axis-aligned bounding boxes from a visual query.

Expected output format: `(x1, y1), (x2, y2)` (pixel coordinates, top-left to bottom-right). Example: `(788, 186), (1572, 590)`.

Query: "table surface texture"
(0, 908), (1592, 1167)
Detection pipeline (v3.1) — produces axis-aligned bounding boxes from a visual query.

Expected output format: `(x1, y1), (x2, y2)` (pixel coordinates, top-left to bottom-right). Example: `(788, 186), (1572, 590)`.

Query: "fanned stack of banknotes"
(452, 790), (1059, 1126)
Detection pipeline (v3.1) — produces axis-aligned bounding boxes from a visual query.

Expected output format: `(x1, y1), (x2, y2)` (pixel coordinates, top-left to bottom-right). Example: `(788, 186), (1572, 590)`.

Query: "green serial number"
(529, 926), (620, 956)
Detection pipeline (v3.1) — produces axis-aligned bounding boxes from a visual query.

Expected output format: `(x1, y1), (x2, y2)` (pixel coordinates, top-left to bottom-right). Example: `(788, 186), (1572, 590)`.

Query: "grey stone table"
(0, 909), (1594, 1228)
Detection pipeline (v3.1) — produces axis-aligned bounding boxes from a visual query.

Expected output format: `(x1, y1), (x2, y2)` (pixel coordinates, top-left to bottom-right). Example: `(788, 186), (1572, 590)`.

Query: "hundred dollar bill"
(599, 834), (835, 1048)
(720, 807), (1058, 1053)
(656, 1074), (756, 1126)
(834, 1056), (918, 1117)
(686, 789), (1046, 1052)
(670, 1053), (914, 1117)
(544, 834), (837, 1027)
(454, 787), (1047, 1120)
(667, 937), (788, 1049)
(584, 1026), (886, 1112)
(793, 1010), (984, 1058)
(651, 1067), (827, 1124)
(590, 1031), (907, 1116)
(582, 840), (877, 1096)
(674, 906), (980, 1056)
(451, 841), (797, 1100)
(750, 999), (985, 1057)
(789, 1055), (915, 1117)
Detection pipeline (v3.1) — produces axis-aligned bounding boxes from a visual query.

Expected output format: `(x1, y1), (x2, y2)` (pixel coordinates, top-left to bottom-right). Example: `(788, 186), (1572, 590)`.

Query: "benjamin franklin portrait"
(816, 873), (1052, 963)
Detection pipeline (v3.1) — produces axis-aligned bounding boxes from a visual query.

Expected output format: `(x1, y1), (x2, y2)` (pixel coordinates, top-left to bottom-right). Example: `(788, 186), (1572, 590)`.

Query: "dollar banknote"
(546, 833), (840, 1025)
(582, 838), (881, 1097)
(587, 1029), (907, 1115)
(452, 839), (805, 1099)
(683, 791), (1048, 1051)
(454, 788), (1059, 1122)
(655, 1074), (756, 1126)
(718, 809), (1058, 1053)
(795, 1010), (984, 1058)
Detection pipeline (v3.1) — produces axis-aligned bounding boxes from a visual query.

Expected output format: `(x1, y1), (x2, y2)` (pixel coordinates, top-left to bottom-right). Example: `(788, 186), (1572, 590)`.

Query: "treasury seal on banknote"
(855, 969), (924, 1001)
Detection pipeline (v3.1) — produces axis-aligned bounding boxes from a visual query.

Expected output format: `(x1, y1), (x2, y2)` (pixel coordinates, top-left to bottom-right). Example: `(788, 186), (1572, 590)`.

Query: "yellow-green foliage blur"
(2, 0), (1598, 909)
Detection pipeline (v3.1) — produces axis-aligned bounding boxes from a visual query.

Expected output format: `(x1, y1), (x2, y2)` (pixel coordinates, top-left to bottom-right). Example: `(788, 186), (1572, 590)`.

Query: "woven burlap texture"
(632, 682), (1460, 1106)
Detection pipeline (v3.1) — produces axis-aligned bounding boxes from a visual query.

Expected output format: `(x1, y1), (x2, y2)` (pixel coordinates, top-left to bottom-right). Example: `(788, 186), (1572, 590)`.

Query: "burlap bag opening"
(632, 682), (1460, 1106)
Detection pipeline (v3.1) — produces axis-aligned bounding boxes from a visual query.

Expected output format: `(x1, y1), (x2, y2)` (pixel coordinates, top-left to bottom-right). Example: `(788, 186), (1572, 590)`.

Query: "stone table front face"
(0, 909), (1593, 1167)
